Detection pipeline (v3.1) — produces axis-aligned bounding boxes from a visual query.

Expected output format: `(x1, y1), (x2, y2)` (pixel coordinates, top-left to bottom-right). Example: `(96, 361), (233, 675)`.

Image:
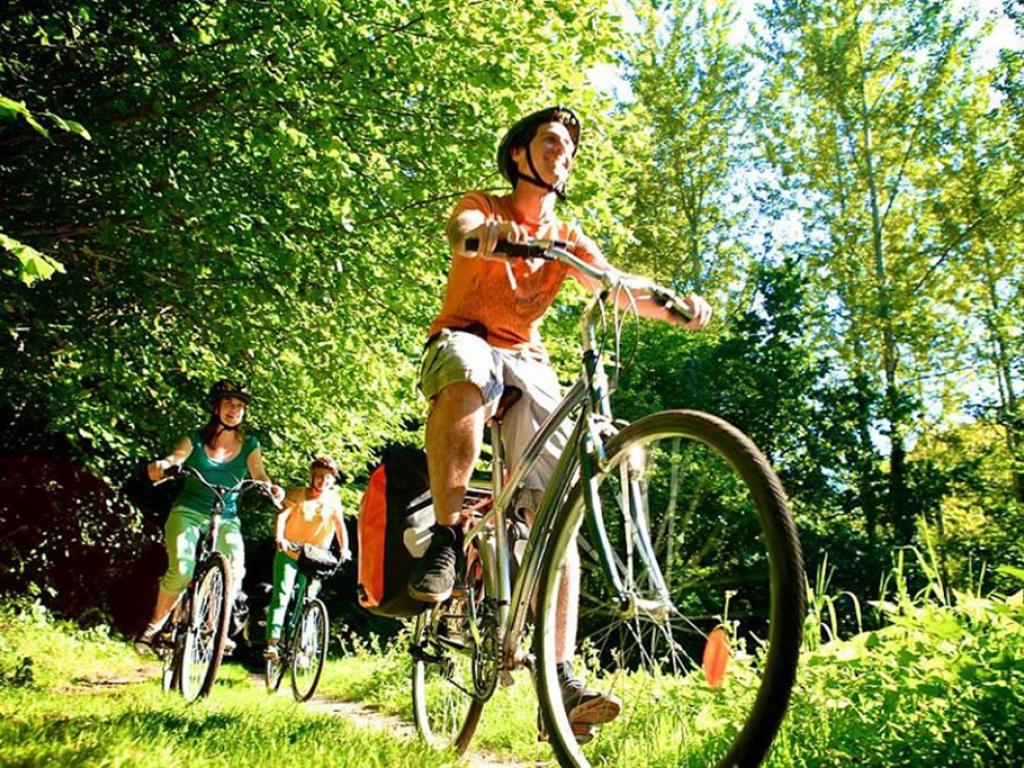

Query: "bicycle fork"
(580, 423), (673, 620)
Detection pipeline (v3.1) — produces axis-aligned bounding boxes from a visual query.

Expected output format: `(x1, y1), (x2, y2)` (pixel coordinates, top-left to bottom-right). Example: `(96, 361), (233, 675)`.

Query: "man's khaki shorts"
(419, 329), (571, 508)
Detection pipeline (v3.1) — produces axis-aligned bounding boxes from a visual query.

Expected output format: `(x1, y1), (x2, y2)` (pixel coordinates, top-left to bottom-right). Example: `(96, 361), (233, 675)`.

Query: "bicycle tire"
(180, 551), (232, 702)
(265, 648), (286, 693)
(535, 410), (805, 768)
(290, 598), (329, 702)
(162, 624), (183, 693)
(411, 601), (485, 753)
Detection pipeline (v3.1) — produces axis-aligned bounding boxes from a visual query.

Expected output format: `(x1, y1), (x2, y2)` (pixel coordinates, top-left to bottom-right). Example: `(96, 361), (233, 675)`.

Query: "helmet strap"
(211, 402), (243, 433)
(518, 146), (567, 201)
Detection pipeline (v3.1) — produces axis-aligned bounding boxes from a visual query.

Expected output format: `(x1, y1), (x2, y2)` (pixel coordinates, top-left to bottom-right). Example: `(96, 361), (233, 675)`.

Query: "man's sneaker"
(222, 637), (236, 656)
(408, 525), (460, 603)
(558, 662), (621, 727)
(537, 711), (596, 745)
(264, 644), (280, 663)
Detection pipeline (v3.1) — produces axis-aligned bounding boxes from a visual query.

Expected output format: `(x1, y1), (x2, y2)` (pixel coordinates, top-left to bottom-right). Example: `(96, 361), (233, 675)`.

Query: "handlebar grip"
(152, 464), (184, 485)
(650, 287), (694, 322)
(463, 238), (567, 259)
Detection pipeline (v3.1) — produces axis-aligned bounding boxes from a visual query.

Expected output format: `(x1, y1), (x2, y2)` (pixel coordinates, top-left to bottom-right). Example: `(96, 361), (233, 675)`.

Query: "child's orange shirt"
(281, 487), (344, 561)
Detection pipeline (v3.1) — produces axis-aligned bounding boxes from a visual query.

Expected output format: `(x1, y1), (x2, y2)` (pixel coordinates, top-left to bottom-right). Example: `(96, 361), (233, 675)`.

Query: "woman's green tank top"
(173, 431), (259, 520)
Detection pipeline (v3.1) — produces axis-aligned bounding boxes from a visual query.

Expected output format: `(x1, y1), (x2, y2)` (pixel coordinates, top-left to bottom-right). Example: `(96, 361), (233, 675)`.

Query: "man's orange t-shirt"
(429, 191), (609, 354)
(281, 487), (344, 561)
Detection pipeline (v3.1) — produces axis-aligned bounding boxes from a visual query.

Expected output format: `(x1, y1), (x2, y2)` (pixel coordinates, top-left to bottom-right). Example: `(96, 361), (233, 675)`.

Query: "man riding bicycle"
(410, 106), (712, 736)
(136, 379), (285, 654)
(265, 455), (349, 662)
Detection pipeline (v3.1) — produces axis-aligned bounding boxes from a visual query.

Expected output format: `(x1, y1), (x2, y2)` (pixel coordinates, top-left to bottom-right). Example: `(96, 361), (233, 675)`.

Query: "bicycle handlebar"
(156, 464), (282, 510)
(462, 237), (693, 322)
(280, 539), (352, 562)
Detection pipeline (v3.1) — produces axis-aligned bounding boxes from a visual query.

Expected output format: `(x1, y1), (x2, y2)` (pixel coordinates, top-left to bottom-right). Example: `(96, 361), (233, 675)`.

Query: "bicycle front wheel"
(290, 598), (329, 702)
(180, 552), (231, 702)
(535, 410), (805, 768)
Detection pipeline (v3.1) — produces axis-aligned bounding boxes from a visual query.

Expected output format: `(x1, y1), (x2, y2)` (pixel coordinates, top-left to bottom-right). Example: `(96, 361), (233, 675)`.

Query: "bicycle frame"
(158, 469), (277, 633)
(280, 572), (318, 647)
(461, 245), (678, 671)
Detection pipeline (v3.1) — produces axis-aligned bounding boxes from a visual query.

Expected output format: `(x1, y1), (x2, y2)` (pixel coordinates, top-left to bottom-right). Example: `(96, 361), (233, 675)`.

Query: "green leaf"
(45, 112), (92, 140)
(0, 95), (49, 137)
(997, 565), (1024, 584)
(1, 231), (65, 286)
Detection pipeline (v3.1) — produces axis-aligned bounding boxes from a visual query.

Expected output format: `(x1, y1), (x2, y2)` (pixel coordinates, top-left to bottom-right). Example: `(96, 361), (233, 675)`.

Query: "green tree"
(0, 0), (628, 485)
(753, 0), (990, 543)
(0, 94), (88, 285)
(626, 0), (754, 303)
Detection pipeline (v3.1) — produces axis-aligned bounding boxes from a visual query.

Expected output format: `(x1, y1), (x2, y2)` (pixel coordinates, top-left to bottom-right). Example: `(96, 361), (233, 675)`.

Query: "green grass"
(0, 601), (454, 768)
(319, 636), (553, 762)
(3, 551), (1023, 767)
(318, 554), (1024, 768)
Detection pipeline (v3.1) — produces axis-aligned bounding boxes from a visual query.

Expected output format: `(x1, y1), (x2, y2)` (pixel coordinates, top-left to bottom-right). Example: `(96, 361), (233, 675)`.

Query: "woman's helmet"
(496, 105), (581, 199)
(311, 456), (339, 477)
(207, 379), (251, 411)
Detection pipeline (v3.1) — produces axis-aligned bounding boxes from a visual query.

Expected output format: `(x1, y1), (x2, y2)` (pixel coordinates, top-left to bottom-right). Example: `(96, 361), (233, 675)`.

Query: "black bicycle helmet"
(310, 455), (339, 477)
(207, 379), (251, 410)
(496, 105), (581, 199)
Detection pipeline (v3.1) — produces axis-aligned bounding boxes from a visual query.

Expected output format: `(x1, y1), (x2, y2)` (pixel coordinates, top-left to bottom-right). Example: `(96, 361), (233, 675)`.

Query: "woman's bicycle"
(265, 542), (344, 701)
(410, 238), (806, 767)
(154, 466), (279, 702)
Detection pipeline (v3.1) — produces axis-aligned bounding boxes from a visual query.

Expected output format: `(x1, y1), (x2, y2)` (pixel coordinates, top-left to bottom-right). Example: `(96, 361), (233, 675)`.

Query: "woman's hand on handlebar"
(254, 481), (285, 507)
(149, 460), (183, 484)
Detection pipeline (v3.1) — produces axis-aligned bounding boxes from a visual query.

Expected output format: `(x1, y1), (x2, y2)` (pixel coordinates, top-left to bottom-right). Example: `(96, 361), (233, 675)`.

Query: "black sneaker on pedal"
(558, 662), (621, 727)
(408, 525), (459, 603)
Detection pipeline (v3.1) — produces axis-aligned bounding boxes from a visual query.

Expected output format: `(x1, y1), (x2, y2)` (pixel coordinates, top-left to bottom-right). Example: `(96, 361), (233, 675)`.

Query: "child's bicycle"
(410, 238), (806, 767)
(154, 466), (279, 702)
(265, 541), (344, 701)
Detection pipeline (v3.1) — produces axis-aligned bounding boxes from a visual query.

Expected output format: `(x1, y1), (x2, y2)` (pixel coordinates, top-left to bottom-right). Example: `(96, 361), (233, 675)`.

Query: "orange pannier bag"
(357, 445), (434, 618)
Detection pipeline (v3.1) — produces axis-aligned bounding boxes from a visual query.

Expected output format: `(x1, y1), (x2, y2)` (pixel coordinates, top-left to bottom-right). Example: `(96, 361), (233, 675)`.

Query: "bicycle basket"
(298, 544), (339, 579)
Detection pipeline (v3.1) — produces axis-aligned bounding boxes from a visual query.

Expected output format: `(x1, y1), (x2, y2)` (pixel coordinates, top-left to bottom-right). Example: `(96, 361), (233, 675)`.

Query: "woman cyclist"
(265, 456), (349, 662)
(135, 379), (284, 653)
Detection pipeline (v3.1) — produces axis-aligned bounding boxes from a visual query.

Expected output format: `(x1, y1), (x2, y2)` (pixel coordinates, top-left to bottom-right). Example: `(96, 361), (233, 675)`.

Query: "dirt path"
(59, 663), (163, 694)
(252, 674), (548, 768)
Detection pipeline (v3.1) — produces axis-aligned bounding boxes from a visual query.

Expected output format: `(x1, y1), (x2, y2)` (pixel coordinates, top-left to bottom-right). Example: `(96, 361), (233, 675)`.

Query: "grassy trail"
(0, 604), (454, 768)
(4, 561), (1024, 768)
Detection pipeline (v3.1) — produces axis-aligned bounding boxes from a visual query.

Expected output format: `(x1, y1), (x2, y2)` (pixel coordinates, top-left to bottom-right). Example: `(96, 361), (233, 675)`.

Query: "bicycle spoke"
(180, 559), (226, 702)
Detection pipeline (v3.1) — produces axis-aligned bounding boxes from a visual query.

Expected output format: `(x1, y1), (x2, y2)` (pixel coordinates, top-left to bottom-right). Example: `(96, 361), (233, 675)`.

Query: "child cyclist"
(265, 456), (350, 661)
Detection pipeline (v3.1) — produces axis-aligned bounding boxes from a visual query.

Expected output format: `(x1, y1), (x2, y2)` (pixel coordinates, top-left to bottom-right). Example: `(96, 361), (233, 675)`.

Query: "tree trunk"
(857, 40), (908, 540)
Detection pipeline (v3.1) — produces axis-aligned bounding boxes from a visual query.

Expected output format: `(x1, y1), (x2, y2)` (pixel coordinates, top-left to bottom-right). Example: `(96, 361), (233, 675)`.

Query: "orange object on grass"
(702, 627), (730, 689)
